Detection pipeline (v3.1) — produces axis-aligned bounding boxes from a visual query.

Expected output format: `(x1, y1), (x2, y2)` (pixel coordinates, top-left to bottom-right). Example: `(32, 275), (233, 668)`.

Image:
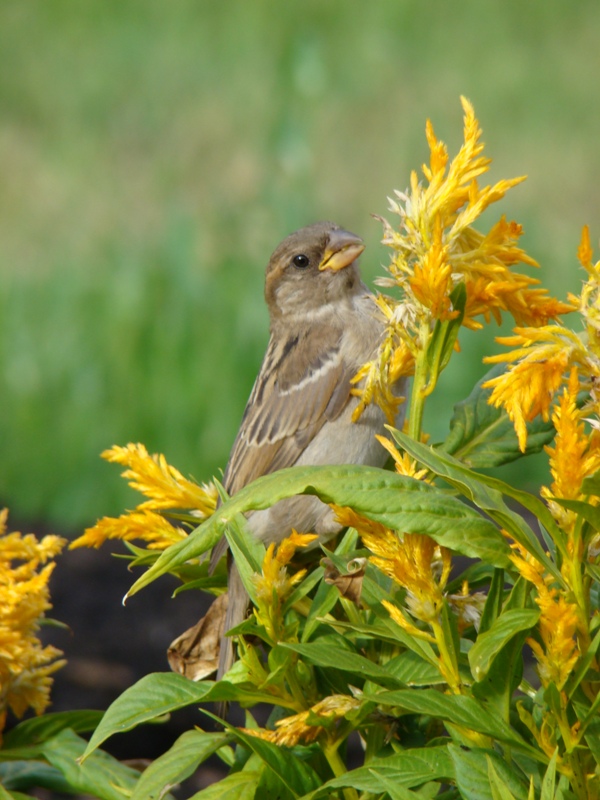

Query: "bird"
(213, 221), (407, 678)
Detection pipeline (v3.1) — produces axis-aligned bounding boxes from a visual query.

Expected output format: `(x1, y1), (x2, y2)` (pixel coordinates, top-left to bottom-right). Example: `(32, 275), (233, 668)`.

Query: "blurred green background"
(1, 0), (599, 531)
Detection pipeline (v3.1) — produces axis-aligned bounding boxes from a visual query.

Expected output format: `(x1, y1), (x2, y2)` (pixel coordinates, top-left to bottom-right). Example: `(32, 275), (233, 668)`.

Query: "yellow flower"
(70, 443), (218, 550)
(484, 227), (600, 452)
(102, 443), (218, 515)
(253, 531), (317, 606)
(509, 541), (580, 690)
(375, 434), (429, 480)
(71, 509), (188, 550)
(574, 225), (600, 359)
(241, 694), (360, 746)
(333, 507), (450, 624)
(0, 510), (66, 734)
(529, 595), (579, 691)
(356, 97), (569, 421)
(484, 334), (575, 451)
(541, 368), (600, 533)
(351, 295), (410, 424)
(252, 532), (317, 644)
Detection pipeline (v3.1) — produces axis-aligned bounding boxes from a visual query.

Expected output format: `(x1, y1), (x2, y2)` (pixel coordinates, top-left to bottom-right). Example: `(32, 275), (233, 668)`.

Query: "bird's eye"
(292, 254), (310, 269)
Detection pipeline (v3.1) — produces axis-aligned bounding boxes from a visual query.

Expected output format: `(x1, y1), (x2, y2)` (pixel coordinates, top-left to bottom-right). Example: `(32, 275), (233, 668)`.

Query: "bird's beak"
(318, 229), (365, 272)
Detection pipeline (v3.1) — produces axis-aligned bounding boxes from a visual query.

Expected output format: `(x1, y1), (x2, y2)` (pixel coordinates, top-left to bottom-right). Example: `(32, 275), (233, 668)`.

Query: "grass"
(1, 0), (599, 528)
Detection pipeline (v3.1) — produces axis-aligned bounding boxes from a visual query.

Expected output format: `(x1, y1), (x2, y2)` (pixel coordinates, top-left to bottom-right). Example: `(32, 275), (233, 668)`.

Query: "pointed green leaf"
(391, 431), (564, 580)
(581, 470), (600, 497)
(0, 761), (71, 794)
(449, 745), (529, 800)
(3, 711), (103, 748)
(225, 514), (265, 603)
(564, 628), (600, 698)
(552, 497), (600, 532)
(187, 770), (261, 800)
(479, 568), (505, 635)
(471, 626), (527, 722)
(426, 282), (466, 382)
(469, 608), (539, 681)
(385, 650), (444, 686)
(83, 673), (213, 759)
(228, 728), (322, 796)
(364, 689), (538, 756)
(540, 748), (558, 800)
(281, 641), (405, 689)
(487, 757), (520, 800)
(307, 746), (454, 797)
(126, 464), (511, 598)
(0, 786), (33, 800)
(131, 730), (232, 800)
(41, 729), (139, 800)
(443, 365), (556, 468)
(300, 579), (340, 643)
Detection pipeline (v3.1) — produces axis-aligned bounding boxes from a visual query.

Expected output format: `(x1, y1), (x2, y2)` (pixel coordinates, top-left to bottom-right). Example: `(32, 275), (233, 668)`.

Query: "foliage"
(5, 100), (600, 798)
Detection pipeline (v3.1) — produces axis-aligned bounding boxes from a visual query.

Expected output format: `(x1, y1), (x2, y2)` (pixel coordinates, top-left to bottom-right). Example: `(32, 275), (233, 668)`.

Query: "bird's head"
(264, 221), (365, 322)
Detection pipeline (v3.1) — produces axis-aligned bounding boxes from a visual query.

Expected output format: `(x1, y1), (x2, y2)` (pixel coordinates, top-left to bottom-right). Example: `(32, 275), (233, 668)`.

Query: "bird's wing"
(223, 322), (354, 496)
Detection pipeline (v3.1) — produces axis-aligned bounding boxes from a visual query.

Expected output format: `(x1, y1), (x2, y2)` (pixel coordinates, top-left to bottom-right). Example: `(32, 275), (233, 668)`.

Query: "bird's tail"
(217, 561), (249, 681)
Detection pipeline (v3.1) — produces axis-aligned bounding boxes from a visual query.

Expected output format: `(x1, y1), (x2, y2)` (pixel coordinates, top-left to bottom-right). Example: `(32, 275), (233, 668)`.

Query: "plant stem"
(323, 741), (358, 800)
(431, 618), (461, 694)
(407, 319), (431, 441)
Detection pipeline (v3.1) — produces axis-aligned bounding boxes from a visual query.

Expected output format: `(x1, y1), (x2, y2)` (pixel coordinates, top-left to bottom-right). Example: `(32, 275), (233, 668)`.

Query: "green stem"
(407, 320), (432, 441)
(431, 618), (461, 694)
(323, 741), (358, 800)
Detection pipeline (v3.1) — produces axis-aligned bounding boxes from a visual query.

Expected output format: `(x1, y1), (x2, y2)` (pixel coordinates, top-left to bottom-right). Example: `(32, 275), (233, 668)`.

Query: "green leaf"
(284, 565), (324, 615)
(188, 770), (261, 799)
(471, 628), (527, 723)
(365, 777), (425, 799)
(440, 601), (460, 680)
(443, 364), (556, 468)
(469, 608), (539, 681)
(1, 790), (31, 800)
(126, 464), (511, 598)
(487, 756), (520, 800)
(131, 730), (232, 800)
(564, 627), (600, 698)
(281, 641), (405, 689)
(449, 745), (529, 800)
(192, 680), (293, 709)
(317, 612), (439, 671)
(308, 746), (454, 797)
(426, 282), (466, 384)
(41, 729), (140, 800)
(2, 710), (104, 748)
(391, 431), (564, 580)
(385, 650), (444, 686)
(552, 497), (600, 532)
(478, 568), (505, 635)
(0, 761), (71, 794)
(581, 469), (600, 497)
(225, 513), (265, 604)
(83, 673), (213, 758)
(364, 689), (537, 756)
(172, 574), (228, 595)
(228, 728), (322, 796)
(300, 575), (339, 643)
(540, 748), (558, 800)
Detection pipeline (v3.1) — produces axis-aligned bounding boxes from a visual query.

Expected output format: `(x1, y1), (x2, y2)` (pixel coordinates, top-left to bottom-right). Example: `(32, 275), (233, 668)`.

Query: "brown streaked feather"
(222, 322), (351, 496)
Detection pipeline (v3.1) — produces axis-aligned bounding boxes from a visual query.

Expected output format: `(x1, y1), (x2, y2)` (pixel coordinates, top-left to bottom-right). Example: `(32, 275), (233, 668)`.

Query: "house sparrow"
(214, 221), (407, 677)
